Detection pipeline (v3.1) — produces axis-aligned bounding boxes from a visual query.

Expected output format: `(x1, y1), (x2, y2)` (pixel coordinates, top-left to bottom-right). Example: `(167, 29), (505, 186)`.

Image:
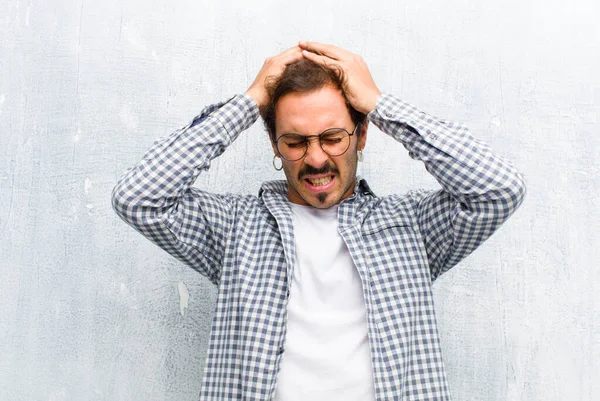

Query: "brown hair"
(261, 59), (366, 142)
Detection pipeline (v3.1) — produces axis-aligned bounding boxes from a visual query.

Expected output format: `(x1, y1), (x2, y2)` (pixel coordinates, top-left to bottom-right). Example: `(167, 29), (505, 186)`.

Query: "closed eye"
(283, 138), (307, 148)
(321, 138), (343, 145)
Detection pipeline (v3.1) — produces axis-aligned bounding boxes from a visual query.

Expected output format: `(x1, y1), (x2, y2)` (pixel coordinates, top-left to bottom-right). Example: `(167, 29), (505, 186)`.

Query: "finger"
(271, 46), (301, 63)
(298, 41), (344, 60)
(275, 45), (302, 59)
(301, 49), (335, 66)
(277, 48), (303, 66)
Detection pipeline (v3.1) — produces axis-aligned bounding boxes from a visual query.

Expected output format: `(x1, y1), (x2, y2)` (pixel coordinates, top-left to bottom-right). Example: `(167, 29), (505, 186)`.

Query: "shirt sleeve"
(111, 94), (260, 285)
(368, 93), (527, 281)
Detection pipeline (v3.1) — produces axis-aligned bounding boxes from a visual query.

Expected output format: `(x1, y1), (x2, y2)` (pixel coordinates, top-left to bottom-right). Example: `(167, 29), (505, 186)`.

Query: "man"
(112, 42), (526, 400)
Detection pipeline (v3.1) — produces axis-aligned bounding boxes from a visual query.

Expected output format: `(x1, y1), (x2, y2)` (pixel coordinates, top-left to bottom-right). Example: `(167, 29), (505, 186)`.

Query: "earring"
(272, 155), (283, 171)
(357, 150), (364, 162)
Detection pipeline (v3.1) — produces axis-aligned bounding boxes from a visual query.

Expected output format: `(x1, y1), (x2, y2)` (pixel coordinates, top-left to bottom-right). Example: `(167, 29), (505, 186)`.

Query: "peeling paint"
(86, 204), (95, 216)
(84, 177), (92, 195)
(73, 126), (81, 143)
(178, 281), (189, 316)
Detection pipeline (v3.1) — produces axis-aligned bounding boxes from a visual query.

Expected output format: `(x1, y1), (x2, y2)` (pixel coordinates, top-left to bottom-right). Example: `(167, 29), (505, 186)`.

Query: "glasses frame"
(274, 123), (361, 162)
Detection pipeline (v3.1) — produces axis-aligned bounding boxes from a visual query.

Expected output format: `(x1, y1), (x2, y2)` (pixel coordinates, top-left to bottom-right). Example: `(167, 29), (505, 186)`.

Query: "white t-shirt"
(274, 203), (376, 401)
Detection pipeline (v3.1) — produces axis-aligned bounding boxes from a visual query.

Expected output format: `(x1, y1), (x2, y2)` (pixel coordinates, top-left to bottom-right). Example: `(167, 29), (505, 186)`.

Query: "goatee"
(317, 193), (328, 204)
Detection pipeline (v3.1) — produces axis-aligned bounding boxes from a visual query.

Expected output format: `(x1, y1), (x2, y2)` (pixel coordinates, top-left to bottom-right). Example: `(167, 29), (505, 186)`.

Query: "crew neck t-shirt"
(274, 203), (376, 401)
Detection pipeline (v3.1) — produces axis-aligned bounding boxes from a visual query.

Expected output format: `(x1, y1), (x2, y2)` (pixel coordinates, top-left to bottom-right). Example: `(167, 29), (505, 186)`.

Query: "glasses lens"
(276, 128), (352, 161)
(277, 134), (307, 161)
(320, 129), (350, 156)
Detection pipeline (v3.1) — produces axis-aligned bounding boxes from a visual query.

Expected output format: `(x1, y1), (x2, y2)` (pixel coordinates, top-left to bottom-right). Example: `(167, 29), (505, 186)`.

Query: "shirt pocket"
(361, 203), (415, 237)
(360, 215), (431, 295)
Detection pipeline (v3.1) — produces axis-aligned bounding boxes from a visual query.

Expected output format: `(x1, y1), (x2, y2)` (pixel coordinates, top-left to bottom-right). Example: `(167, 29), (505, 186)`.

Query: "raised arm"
(111, 46), (303, 285)
(300, 41), (526, 281)
(111, 96), (257, 284)
(369, 95), (526, 280)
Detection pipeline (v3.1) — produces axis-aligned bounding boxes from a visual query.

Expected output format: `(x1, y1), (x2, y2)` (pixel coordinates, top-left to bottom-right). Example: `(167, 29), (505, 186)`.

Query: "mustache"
(298, 163), (339, 180)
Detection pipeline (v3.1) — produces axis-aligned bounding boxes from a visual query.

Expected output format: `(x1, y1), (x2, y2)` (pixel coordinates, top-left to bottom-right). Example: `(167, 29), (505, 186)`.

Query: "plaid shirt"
(112, 93), (526, 400)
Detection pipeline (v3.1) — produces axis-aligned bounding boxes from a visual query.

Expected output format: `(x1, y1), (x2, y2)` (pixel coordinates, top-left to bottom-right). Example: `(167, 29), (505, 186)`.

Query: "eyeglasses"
(274, 124), (361, 161)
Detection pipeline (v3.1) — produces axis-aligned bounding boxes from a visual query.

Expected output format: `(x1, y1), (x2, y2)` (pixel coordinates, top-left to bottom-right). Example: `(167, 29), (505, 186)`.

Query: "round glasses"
(274, 124), (360, 161)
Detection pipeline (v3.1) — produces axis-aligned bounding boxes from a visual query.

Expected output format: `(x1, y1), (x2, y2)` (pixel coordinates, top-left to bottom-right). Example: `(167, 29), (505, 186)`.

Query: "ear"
(270, 132), (280, 156)
(357, 121), (368, 151)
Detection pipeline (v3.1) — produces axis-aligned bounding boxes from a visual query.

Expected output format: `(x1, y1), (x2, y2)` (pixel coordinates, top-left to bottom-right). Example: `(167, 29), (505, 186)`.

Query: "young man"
(112, 42), (526, 400)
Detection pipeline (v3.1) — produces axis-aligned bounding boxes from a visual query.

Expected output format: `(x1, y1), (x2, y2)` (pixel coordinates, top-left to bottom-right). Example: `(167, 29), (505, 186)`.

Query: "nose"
(303, 137), (330, 167)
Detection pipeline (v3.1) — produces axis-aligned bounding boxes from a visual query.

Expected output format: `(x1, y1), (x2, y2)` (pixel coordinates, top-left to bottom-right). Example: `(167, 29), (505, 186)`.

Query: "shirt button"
(385, 111), (394, 118)
(286, 290), (290, 298)
(428, 133), (437, 140)
(278, 346), (284, 354)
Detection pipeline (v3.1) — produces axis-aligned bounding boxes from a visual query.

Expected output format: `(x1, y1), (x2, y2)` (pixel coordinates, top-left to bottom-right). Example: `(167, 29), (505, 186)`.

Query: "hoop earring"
(357, 150), (364, 162)
(272, 155), (283, 171)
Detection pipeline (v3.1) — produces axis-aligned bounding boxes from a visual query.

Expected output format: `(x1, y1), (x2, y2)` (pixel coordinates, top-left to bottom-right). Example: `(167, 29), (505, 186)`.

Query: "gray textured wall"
(1, 0), (599, 400)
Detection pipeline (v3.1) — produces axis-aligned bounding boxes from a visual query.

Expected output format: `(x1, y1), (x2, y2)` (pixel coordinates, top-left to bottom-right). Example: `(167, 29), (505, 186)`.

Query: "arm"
(300, 41), (526, 281)
(111, 95), (259, 285)
(111, 46), (303, 285)
(368, 94), (526, 280)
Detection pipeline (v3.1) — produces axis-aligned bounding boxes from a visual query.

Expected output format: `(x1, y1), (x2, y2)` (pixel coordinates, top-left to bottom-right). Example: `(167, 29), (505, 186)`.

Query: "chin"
(304, 192), (340, 209)
(287, 178), (349, 208)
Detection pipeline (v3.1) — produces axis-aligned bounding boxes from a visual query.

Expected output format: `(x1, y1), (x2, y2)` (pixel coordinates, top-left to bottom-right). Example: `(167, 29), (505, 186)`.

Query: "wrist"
(356, 90), (381, 115)
(366, 90), (382, 114)
(245, 88), (266, 111)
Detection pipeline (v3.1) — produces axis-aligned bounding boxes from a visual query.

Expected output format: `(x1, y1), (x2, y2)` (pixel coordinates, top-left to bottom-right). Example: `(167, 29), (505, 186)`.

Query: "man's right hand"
(245, 46), (304, 111)
(298, 41), (381, 115)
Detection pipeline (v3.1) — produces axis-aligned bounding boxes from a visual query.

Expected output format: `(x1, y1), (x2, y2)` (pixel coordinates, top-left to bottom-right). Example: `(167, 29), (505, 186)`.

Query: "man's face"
(272, 85), (367, 209)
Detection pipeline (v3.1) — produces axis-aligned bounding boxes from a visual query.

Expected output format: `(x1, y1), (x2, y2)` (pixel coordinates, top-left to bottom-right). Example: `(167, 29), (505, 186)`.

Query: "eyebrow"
(278, 127), (348, 136)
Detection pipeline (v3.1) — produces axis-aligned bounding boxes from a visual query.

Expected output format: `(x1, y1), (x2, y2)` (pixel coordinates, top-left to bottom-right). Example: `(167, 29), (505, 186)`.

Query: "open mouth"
(306, 176), (333, 187)
(303, 175), (336, 193)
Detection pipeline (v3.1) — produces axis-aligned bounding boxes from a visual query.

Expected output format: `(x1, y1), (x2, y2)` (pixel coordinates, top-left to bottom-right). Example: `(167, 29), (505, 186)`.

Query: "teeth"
(307, 176), (332, 186)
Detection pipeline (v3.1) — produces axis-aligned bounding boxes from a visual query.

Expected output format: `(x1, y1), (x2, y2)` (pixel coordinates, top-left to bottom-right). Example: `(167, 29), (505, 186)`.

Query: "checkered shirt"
(112, 93), (526, 400)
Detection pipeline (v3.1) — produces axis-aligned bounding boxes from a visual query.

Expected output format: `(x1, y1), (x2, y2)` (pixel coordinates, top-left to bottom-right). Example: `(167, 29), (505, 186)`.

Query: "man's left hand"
(298, 41), (381, 115)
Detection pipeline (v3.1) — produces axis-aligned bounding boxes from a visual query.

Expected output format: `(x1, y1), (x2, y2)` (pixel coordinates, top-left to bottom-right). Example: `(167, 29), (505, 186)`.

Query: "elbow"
(499, 169), (527, 217)
(510, 169), (527, 209)
(111, 182), (150, 231)
(111, 181), (135, 222)
(111, 178), (174, 231)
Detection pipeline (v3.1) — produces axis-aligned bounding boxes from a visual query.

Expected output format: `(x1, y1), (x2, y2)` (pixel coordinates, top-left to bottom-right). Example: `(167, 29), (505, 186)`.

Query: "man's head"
(261, 59), (368, 209)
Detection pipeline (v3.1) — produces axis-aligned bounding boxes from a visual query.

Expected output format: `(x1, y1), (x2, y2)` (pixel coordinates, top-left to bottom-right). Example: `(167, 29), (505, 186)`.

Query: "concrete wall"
(1, 0), (598, 400)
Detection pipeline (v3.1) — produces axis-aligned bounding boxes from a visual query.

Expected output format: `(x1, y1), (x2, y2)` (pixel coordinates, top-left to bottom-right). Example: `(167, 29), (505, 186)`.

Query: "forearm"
(110, 94), (259, 283)
(369, 93), (526, 209)
(111, 94), (259, 223)
(368, 93), (526, 279)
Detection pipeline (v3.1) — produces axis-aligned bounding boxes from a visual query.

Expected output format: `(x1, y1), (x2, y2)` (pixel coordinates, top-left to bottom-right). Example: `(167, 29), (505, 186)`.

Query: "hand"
(298, 41), (381, 114)
(246, 46), (304, 111)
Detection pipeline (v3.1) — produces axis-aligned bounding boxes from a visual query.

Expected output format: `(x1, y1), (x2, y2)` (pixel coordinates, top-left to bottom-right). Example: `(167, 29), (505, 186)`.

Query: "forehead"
(274, 86), (353, 137)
